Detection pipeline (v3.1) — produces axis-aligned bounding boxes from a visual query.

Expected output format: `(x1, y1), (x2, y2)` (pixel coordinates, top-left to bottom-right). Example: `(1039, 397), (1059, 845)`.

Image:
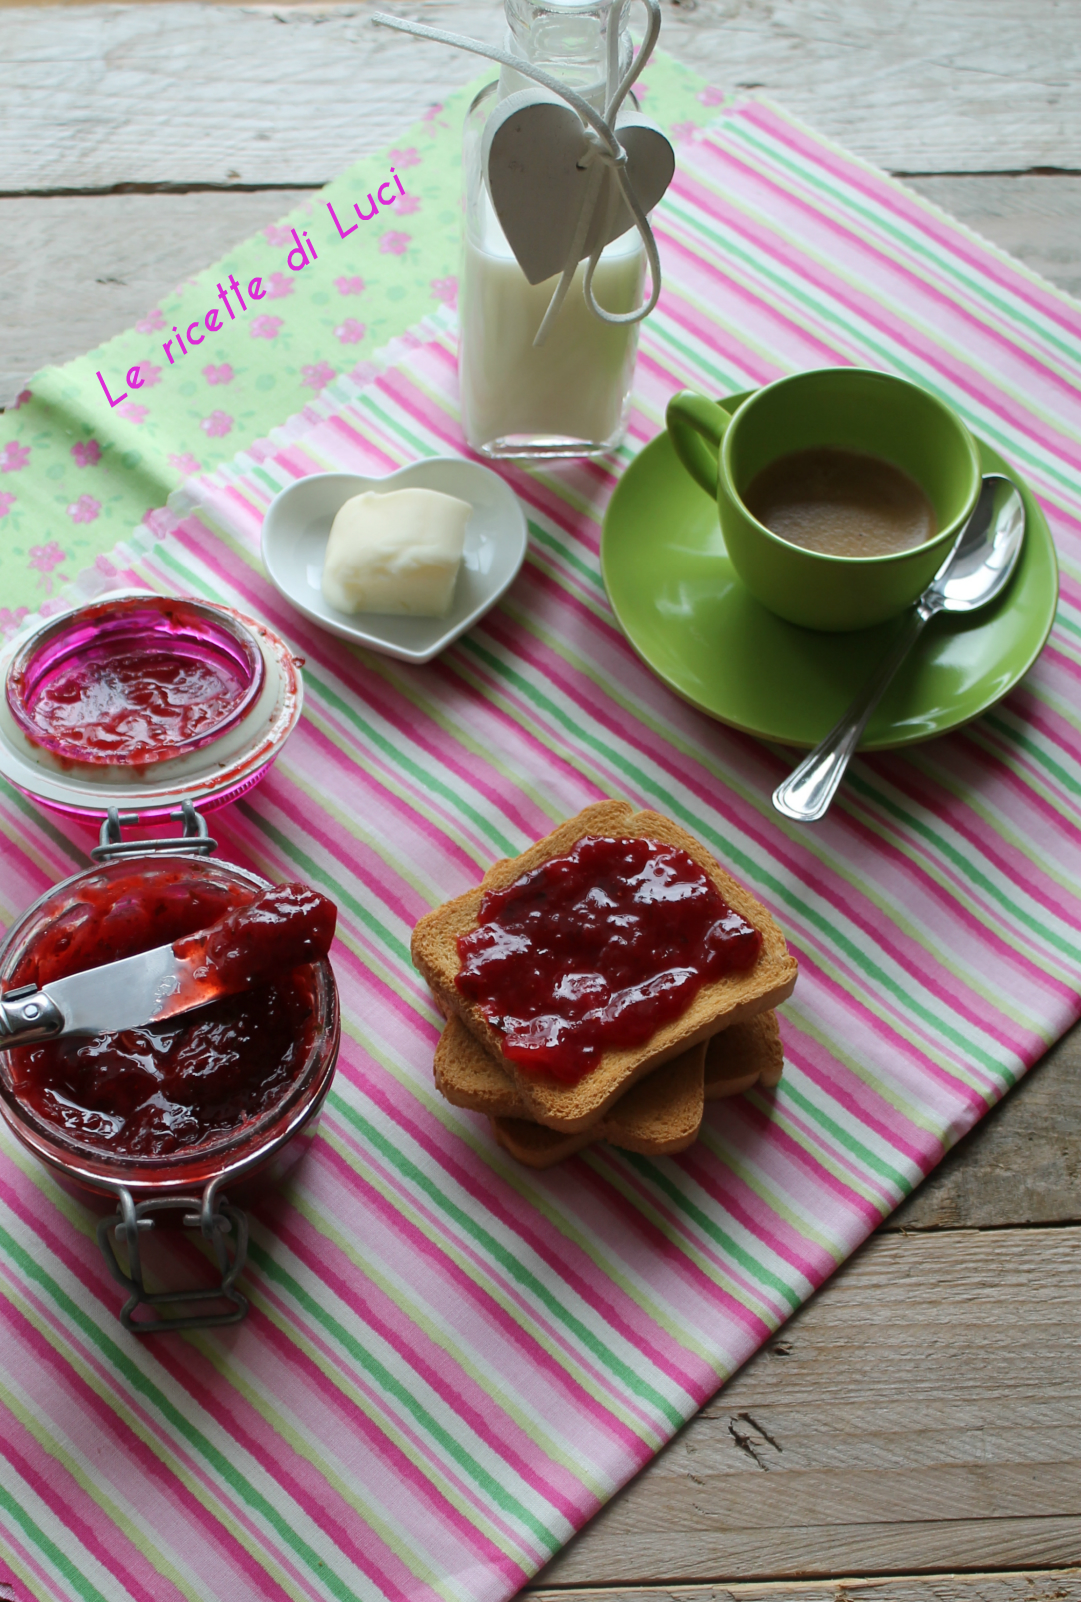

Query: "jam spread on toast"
(4, 871), (336, 1156)
(455, 835), (761, 1082)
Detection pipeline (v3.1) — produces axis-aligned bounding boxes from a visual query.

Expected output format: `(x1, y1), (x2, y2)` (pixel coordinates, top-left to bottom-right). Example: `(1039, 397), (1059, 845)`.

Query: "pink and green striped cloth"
(3, 96), (1081, 1601)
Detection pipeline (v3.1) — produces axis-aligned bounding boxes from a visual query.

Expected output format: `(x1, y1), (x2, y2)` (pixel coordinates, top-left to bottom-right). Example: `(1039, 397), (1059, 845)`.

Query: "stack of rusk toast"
(411, 801), (799, 1169)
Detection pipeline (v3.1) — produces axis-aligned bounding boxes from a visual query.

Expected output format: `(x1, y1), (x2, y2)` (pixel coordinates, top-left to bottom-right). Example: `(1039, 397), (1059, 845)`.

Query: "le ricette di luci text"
(95, 169), (407, 414)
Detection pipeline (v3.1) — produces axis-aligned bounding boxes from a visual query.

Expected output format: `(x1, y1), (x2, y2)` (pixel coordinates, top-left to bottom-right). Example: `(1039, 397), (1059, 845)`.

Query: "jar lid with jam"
(0, 590), (303, 821)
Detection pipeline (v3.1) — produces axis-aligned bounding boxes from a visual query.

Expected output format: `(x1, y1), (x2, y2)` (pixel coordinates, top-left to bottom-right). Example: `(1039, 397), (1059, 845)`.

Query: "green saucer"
(602, 394), (1059, 750)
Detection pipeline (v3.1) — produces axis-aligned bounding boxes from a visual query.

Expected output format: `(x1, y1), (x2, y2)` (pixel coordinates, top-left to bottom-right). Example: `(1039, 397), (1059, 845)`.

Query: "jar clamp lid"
(0, 802), (340, 1335)
(0, 591), (303, 822)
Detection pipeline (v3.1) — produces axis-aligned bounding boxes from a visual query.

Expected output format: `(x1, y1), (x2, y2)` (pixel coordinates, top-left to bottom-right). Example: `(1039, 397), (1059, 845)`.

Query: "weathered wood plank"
(526, 1574), (1081, 1602)
(888, 1015), (1081, 1231)
(533, 1520), (1081, 1582)
(0, 3), (507, 192)
(526, 1572), (1081, 1602)
(2, 0), (1080, 193)
(526, 1227), (1081, 1585)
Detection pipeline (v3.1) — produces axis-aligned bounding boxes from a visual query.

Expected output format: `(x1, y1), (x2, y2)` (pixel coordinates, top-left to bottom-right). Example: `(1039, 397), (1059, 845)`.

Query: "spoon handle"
(772, 601), (935, 823)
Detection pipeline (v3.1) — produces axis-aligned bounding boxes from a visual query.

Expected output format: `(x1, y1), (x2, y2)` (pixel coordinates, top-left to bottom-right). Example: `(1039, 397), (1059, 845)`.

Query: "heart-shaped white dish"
(261, 459), (528, 664)
(483, 92), (675, 286)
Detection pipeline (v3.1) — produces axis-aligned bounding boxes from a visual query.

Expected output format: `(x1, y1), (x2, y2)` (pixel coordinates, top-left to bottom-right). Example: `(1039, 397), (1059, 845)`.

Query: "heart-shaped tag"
(482, 90), (675, 286)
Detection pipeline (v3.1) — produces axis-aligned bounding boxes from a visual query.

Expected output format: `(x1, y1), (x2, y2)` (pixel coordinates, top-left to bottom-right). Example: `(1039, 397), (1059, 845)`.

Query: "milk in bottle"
(459, 1), (646, 458)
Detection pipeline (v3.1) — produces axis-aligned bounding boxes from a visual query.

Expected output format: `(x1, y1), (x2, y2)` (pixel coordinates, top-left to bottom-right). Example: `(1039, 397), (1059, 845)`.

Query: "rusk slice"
(489, 1016), (784, 1170)
(435, 1012), (704, 1140)
(412, 799), (798, 1132)
(491, 1041), (707, 1169)
(435, 1010), (783, 1117)
(704, 1010), (784, 1098)
(489, 1119), (591, 1168)
(434, 1014), (540, 1120)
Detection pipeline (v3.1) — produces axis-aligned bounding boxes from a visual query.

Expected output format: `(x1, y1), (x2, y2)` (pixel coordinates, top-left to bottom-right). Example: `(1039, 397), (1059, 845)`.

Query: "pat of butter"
(321, 487), (471, 617)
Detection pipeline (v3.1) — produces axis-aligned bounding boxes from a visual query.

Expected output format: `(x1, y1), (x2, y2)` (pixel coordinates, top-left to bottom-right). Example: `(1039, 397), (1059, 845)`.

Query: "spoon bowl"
(933, 474), (1027, 613)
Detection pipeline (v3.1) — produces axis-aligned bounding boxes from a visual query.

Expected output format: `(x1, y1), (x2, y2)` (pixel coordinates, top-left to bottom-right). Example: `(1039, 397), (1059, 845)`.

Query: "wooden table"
(3, 4), (1080, 1596)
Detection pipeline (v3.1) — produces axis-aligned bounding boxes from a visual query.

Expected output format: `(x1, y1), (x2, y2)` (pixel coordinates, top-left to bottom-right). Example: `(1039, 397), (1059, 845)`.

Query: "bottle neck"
(500, 0), (631, 108)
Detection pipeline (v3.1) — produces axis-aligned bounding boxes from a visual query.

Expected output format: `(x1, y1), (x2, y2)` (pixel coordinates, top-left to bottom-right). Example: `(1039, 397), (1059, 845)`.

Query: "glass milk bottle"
(459, 0), (646, 459)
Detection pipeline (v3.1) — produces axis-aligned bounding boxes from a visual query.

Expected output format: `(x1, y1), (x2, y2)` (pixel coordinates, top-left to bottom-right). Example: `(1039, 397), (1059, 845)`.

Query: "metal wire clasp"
(96, 1179), (250, 1334)
(91, 799), (217, 863)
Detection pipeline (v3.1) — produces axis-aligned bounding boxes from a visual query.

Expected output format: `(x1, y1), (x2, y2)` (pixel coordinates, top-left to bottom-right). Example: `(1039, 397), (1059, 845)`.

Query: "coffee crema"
(743, 446), (937, 558)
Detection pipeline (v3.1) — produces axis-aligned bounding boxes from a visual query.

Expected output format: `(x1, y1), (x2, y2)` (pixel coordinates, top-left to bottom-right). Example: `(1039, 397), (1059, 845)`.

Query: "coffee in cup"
(665, 369), (982, 632)
(744, 446), (937, 558)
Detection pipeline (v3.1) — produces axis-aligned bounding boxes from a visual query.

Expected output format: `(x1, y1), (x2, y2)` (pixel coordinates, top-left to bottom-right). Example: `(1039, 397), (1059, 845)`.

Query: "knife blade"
(0, 880), (337, 1051)
(0, 944), (228, 1049)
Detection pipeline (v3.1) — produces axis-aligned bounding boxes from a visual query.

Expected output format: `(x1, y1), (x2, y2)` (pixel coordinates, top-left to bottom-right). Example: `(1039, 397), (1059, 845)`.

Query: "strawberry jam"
(6, 596), (264, 768)
(455, 835), (761, 1082)
(176, 883), (338, 991)
(4, 869), (336, 1158)
(23, 651), (247, 763)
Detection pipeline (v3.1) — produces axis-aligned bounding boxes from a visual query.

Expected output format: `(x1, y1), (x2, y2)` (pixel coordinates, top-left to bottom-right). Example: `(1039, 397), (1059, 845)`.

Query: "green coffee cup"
(665, 368), (982, 632)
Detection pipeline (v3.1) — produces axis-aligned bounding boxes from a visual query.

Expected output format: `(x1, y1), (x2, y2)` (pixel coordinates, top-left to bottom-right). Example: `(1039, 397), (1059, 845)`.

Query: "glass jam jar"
(0, 804), (340, 1333)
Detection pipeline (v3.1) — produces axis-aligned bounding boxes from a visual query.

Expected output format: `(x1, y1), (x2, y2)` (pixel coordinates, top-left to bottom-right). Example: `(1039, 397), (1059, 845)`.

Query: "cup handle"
(665, 391), (734, 499)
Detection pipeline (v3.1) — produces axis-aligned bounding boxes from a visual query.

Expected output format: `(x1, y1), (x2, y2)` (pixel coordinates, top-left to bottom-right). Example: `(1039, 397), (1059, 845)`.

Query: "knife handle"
(0, 984), (65, 1047)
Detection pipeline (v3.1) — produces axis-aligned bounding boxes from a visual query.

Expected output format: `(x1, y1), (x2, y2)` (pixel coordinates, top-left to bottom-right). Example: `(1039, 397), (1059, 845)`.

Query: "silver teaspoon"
(772, 474), (1026, 824)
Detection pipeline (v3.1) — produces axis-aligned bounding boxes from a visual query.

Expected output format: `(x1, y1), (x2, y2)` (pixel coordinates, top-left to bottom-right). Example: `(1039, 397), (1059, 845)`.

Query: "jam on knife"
(175, 882), (338, 990)
(455, 835), (761, 1083)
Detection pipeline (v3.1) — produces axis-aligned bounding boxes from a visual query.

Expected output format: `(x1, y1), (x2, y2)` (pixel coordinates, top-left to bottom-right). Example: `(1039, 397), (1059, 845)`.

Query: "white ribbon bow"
(372, 1), (663, 346)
